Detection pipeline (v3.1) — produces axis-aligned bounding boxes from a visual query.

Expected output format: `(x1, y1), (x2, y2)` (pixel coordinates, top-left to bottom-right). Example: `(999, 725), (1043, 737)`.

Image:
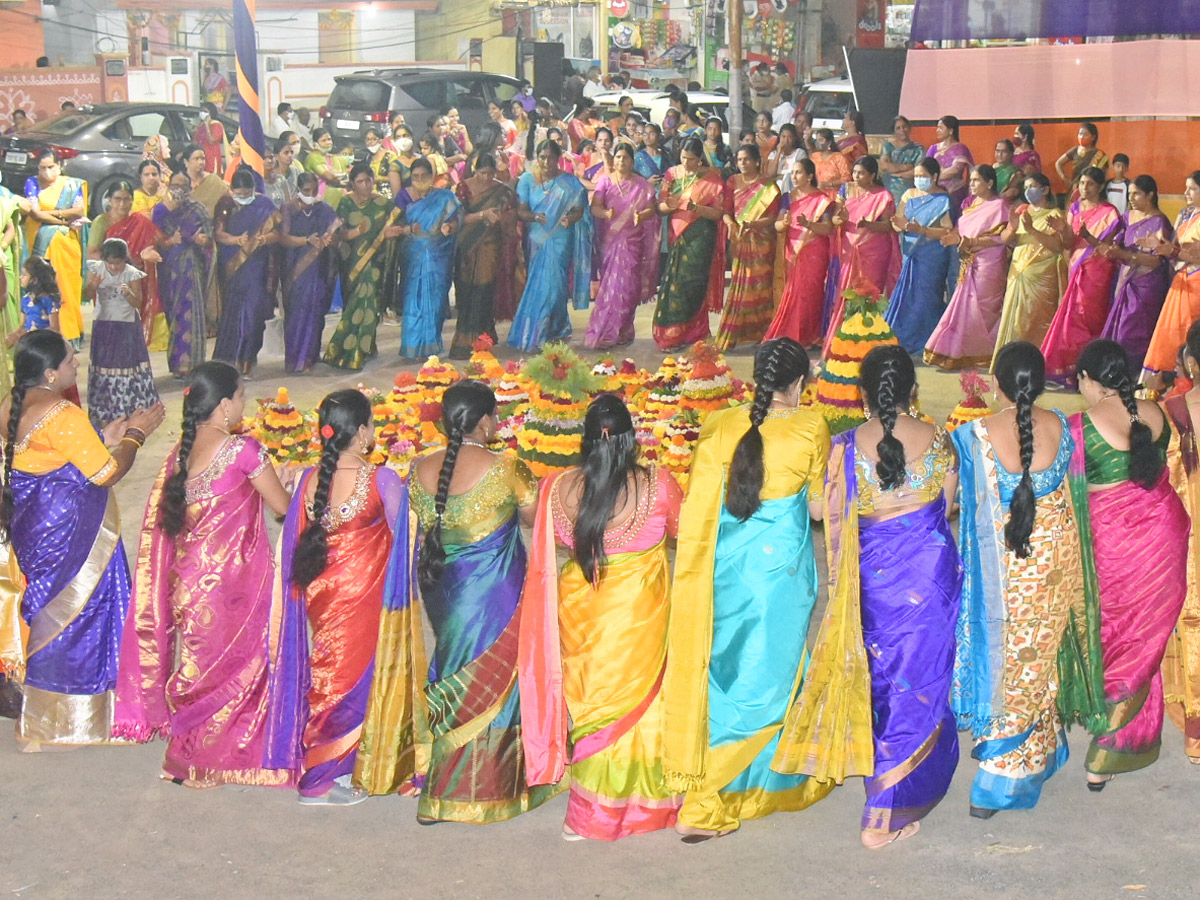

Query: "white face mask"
(397, 137), (413, 153)
(366, 142), (380, 154)
(299, 193), (318, 205)
(199, 110), (210, 121)
(233, 194), (255, 206)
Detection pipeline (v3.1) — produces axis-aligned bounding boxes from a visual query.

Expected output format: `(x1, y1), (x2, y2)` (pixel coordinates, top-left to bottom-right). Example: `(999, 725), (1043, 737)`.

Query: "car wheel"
(90, 173), (137, 218)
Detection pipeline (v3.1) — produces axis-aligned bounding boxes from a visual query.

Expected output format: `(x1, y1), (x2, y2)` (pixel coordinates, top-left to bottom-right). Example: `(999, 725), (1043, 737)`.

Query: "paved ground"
(5, 305), (1193, 900)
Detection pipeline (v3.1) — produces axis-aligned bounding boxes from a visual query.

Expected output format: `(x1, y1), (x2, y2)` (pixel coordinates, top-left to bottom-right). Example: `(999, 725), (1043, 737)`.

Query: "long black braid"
(995, 341), (1045, 557)
(859, 345), (915, 491)
(1076, 339), (1162, 489)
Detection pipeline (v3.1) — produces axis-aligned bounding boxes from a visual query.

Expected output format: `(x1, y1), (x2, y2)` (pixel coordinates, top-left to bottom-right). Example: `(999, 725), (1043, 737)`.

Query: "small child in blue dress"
(16, 255), (61, 337)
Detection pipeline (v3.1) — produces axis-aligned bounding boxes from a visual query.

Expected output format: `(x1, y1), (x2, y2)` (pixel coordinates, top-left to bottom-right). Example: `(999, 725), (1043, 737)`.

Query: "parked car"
(319, 69), (522, 149)
(565, 89), (755, 144)
(798, 77), (856, 132)
(0, 102), (238, 216)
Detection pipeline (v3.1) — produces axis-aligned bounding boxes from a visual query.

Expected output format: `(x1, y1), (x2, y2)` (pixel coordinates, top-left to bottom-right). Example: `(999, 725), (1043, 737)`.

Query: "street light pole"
(728, 0), (743, 158)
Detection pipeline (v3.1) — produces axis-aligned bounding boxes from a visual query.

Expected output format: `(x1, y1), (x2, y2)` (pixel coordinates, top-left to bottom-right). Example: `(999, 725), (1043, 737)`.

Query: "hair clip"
(320, 424), (335, 439)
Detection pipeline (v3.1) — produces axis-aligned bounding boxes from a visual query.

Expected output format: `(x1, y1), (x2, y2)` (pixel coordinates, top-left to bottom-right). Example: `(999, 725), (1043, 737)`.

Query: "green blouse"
(1084, 413), (1171, 484)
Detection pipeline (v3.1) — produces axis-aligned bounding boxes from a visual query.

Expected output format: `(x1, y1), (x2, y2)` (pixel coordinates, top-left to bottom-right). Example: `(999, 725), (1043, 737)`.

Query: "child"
(17, 255), (60, 337)
(1104, 153), (1131, 214)
(418, 133), (452, 188)
(84, 237), (161, 429)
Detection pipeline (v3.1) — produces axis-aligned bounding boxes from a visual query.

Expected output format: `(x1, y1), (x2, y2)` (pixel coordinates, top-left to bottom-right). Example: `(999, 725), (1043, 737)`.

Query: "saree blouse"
(706, 406), (830, 502)
(987, 409), (1073, 502)
(1082, 413), (1171, 485)
(854, 427), (957, 516)
(550, 464), (682, 554)
(410, 453), (537, 545)
(13, 399), (116, 483)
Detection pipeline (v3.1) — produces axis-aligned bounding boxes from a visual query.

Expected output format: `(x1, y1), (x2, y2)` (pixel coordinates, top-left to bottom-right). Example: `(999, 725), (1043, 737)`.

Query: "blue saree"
(508, 172), (592, 351)
(213, 194), (280, 366)
(397, 187), (461, 359)
(885, 191), (954, 352)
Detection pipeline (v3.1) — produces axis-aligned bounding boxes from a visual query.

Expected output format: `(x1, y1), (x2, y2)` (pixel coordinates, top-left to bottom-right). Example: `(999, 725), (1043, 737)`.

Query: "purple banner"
(911, 0), (1200, 42)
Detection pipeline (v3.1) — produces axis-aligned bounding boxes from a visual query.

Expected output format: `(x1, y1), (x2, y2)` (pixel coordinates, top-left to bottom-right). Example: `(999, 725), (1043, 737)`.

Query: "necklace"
(201, 423), (231, 435)
(461, 438), (492, 449)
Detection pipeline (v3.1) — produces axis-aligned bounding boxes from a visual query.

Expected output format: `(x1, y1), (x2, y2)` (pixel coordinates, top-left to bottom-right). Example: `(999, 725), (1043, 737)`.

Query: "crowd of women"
(1, 319), (1198, 846)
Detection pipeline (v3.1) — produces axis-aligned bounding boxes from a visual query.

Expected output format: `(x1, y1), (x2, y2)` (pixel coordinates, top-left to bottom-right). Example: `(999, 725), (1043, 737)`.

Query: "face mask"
(199, 110), (210, 121)
(523, 86), (533, 96)
(397, 137), (413, 152)
(298, 193), (318, 205)
(366, 143), (380, 154)
(233, 194), (255, 206)
(1025, 186), (1047, 204)
(339, 154), (354, 163)
(169, 187), (188, 200)
(913, 175), (932, 192)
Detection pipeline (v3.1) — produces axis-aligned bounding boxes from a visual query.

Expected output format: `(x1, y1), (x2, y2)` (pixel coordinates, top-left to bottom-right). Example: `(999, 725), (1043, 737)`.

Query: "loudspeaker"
(532, 41), (564, 103)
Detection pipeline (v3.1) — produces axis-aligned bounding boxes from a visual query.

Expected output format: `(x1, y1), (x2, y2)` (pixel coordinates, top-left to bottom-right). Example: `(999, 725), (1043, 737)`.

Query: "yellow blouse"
(13, 400), (116, 484)
(854, 426), (957, 515)
(409, 452), (537, 545)
(131, 189), (163, 215)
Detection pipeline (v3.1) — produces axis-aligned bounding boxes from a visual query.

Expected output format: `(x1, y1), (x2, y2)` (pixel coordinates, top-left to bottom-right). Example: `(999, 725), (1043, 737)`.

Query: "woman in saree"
(521, 393), (684, 840)
(152, 166), (214, 377)
(816, 346), (962, 846)
(386, 125), (418, 195)
(508, 140), (590, 352)
(754, 112), (779, 159)
(925, 165), (1011, 370)
(132, 159), (167, 215)
(878, 116), (925, 206)
(764, 158), (833, 347)
(1070, 340), (1188, 786)
(811, 128), (851, 195)
(1, 331), (164, 749)
(1098, 176), (1174, 373)
(717, 144), (780, 351)
(322, 164), (398, 371)
(1012, 124), (1042, 175)
(282, 389), (419, 805)
(992, 172), (1068, 363)
(362, 127), (397, 198)
(114, 362), (297, 787)
(885, 157), (954, 353)
(411, 381), (557, 823)
(664, 339), (834, 840)
(179, 143), (229, 219)
(653, 138), (726, 351)
(951, 341), (1104, 817)
(566, 98), (598, 154)
(305, 128), (348, 210)
(193, 103), (226, 177)
(586, 143), (659, 351)
(0, 188), (21, 360)
(635, 123), (669, 185)
(931, 115), (973, 223)
(23, 149), (86, 346)
(701, 117), (733, 176)
(824, 157), (899, 357)
(579, 127), (613, 193)
(451, 154), (519, 358)
(837, 110), (867, 167)
(213, 168), (281, 378)
(201, 59), (229, 112)
(280, 173), (339, 373)
(392, 158), (461, 361)
(1163, 320), (1200, 762)
(1054, 122), (1109, 205)
(1142, 172), (1200, 383)
(1040, 167), (1123, 382)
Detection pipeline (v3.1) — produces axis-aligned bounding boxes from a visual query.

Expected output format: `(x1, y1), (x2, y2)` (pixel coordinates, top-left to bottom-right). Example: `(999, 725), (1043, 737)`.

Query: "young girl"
(418, 133), (452, 188)
(84, 237), (161, 429)
(19, 255), (60, 335)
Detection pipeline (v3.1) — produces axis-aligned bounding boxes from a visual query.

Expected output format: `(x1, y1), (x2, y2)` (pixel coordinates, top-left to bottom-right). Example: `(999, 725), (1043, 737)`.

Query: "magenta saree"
(822, 185), (898, 358)
(1040, 202), (1123, 380)
(115, 435), (297, 787)
(764, 190), (833, 347)
(585, 174), (659, 349)
(1100, 211), (1173, 373)
(924, 197), (1010, 370)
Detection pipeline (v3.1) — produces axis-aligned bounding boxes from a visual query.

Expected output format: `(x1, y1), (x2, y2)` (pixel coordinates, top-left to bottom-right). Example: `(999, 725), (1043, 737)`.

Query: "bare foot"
(861, 821), (920, 849)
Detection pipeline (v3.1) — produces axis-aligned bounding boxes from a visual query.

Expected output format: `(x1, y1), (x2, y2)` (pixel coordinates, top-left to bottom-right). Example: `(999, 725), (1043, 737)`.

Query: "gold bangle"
(120, 436), (143, 449)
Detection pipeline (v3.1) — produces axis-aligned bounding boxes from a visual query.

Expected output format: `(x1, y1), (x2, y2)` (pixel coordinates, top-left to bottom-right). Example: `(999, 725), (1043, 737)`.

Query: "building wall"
(416, 0), (503, 65)
(0, 0), (47, 67)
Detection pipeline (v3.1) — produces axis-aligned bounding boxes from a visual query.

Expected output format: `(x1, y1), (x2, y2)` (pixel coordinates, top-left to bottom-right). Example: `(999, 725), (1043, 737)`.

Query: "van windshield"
(329, 80), (390, 112)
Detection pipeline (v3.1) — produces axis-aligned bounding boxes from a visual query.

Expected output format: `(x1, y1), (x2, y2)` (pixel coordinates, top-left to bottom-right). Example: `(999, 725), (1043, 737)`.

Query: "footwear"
(1087, 775), (1114, 793)
(863, 821), (920, 850)
(969, 805), (998, 819)
(562, 828), (586, 842)
(679, 830), (733, 844)
(298, 783), (368, 806)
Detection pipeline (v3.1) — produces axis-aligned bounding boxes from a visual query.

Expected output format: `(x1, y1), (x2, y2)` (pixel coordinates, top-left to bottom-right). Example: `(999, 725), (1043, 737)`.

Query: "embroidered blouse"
(855, 426), (957, 515)
(410, 453), (537, 546)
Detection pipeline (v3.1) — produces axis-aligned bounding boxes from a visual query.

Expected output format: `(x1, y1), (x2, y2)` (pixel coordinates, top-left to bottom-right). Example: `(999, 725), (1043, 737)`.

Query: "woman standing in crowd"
(635, 123), (669, 185)
(24, 148), (86, 346)
(837, 110), (867, 166)
(665, 339), (833, 840)
(213, 168), (280, 378)
(545, 127), (578, 177)
(1163, 320), (1200, 762)
(521, 394), (684, 840)
(305, 129), (348, 209)
(508, 140), (590, 352)
(393, 158), (461, 361)
(386, 125), (419, 193)
(653, 137), (726, 350)
(764, 158), (833, 347)
(1071, 340), (1188, 786)
(83, 238), (160, 429)
(765, 124), (804, 189)
(885, 157), (954, 353)
(992, 172), (1068, 360)
(364, 127), (397, 197)
(1055, 123), (1109, 204)
(754, 112), (779, 159)
(878, 116), (924, 206)
(932, 115), (973, 221)
(115, 361), (297, 787)
(280, 172), (339, 374)
(282, 389), (416, 805)
(450, 153), (517, 358)
(567, 98), (598, 154)
(180, 143), (229, 218)
(1041, 166), (1122, 381)
(579, 127), (613, 192)
(811, 129), (851, 194)
(701, 117), (732, 175)
(818, 346), (962, 846)
(2, 331), (164, 749)
(1098, 176), (1174, 372)
(925, 165), (1010, 370)
(133, 159), (167, 214)
(489, 99), (519, 149)
(586, 143), (659, 351)
(1013, 124), (1042, 174)
(153, 165), (213, 377)
(1143, 172), (1200, 383)
(717, 144), (780, 351)
(194, 103), (226, 177)
(411, 381), (557, 823)
(952, 341), (1101, 817)
(323, 163), (397, 371)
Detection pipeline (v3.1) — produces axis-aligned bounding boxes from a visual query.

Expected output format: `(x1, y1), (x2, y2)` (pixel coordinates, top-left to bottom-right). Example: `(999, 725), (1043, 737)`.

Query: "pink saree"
(823, 185), (899, 357)
(585, 174), (659, 349)
(924, 197), (1010, 370)
(764, 190), (833, 346)
(115, 435), (297, 787)
(1041, 202), (1123, 380)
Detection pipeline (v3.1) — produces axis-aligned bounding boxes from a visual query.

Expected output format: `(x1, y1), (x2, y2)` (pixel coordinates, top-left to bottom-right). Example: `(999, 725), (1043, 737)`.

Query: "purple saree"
(1100, 211), (1173, 372)
(152, 199), (212, 376)
(585, 174), (659, 350)
(281, 198), (339, 372)
(213, 194), (280, 366)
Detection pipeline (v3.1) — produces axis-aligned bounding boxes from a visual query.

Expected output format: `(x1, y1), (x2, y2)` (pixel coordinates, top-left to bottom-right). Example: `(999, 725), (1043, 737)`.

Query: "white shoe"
(298, 783), (369, 806)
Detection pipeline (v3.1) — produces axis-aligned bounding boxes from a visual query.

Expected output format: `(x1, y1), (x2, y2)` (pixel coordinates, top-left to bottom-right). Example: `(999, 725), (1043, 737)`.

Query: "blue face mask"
(913, 175), (932, 192)
(1025, 186), (1047, 204)
(233, 194), (255, 206)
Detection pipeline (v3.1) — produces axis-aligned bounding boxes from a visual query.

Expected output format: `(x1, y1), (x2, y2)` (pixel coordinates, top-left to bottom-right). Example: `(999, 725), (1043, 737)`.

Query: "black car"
(0, 102), (238, 216)
(320, 69), (522, 148)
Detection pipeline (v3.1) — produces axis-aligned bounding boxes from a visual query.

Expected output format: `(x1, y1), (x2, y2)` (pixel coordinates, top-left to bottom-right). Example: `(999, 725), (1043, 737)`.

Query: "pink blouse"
(551, 465), (682, 554)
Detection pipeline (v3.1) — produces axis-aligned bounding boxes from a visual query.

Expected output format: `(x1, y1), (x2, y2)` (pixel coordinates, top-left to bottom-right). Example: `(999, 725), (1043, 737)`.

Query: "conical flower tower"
(815, 285), (899, 434)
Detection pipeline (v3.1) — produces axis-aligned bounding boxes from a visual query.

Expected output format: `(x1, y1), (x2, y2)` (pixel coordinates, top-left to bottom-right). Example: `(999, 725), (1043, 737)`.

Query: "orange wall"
(0, 0), (46, 67)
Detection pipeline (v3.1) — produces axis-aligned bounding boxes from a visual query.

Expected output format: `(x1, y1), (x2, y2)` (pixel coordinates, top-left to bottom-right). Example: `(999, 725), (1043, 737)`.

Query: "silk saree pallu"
(398, 188), (461, 359)
(993, 205), (1068, 365)
(717, 178), (780, 350)
(152, 200), (212, 376)
(764, 192), (833, 347)
(324, 195), (398, 370)
(213, 197), (281, 366)
(1099, 212), (1173, 372)
(282, 201), (339, 372)
(885, 192), (953, 353)
(25, 176), (87, 341)
(1144, 207), (1200, 375)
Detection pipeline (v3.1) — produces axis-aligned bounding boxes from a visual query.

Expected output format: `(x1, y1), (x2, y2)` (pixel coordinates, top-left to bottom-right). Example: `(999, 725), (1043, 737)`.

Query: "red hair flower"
(320, 424), (335, 439)
(182, 386), (191, 397)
